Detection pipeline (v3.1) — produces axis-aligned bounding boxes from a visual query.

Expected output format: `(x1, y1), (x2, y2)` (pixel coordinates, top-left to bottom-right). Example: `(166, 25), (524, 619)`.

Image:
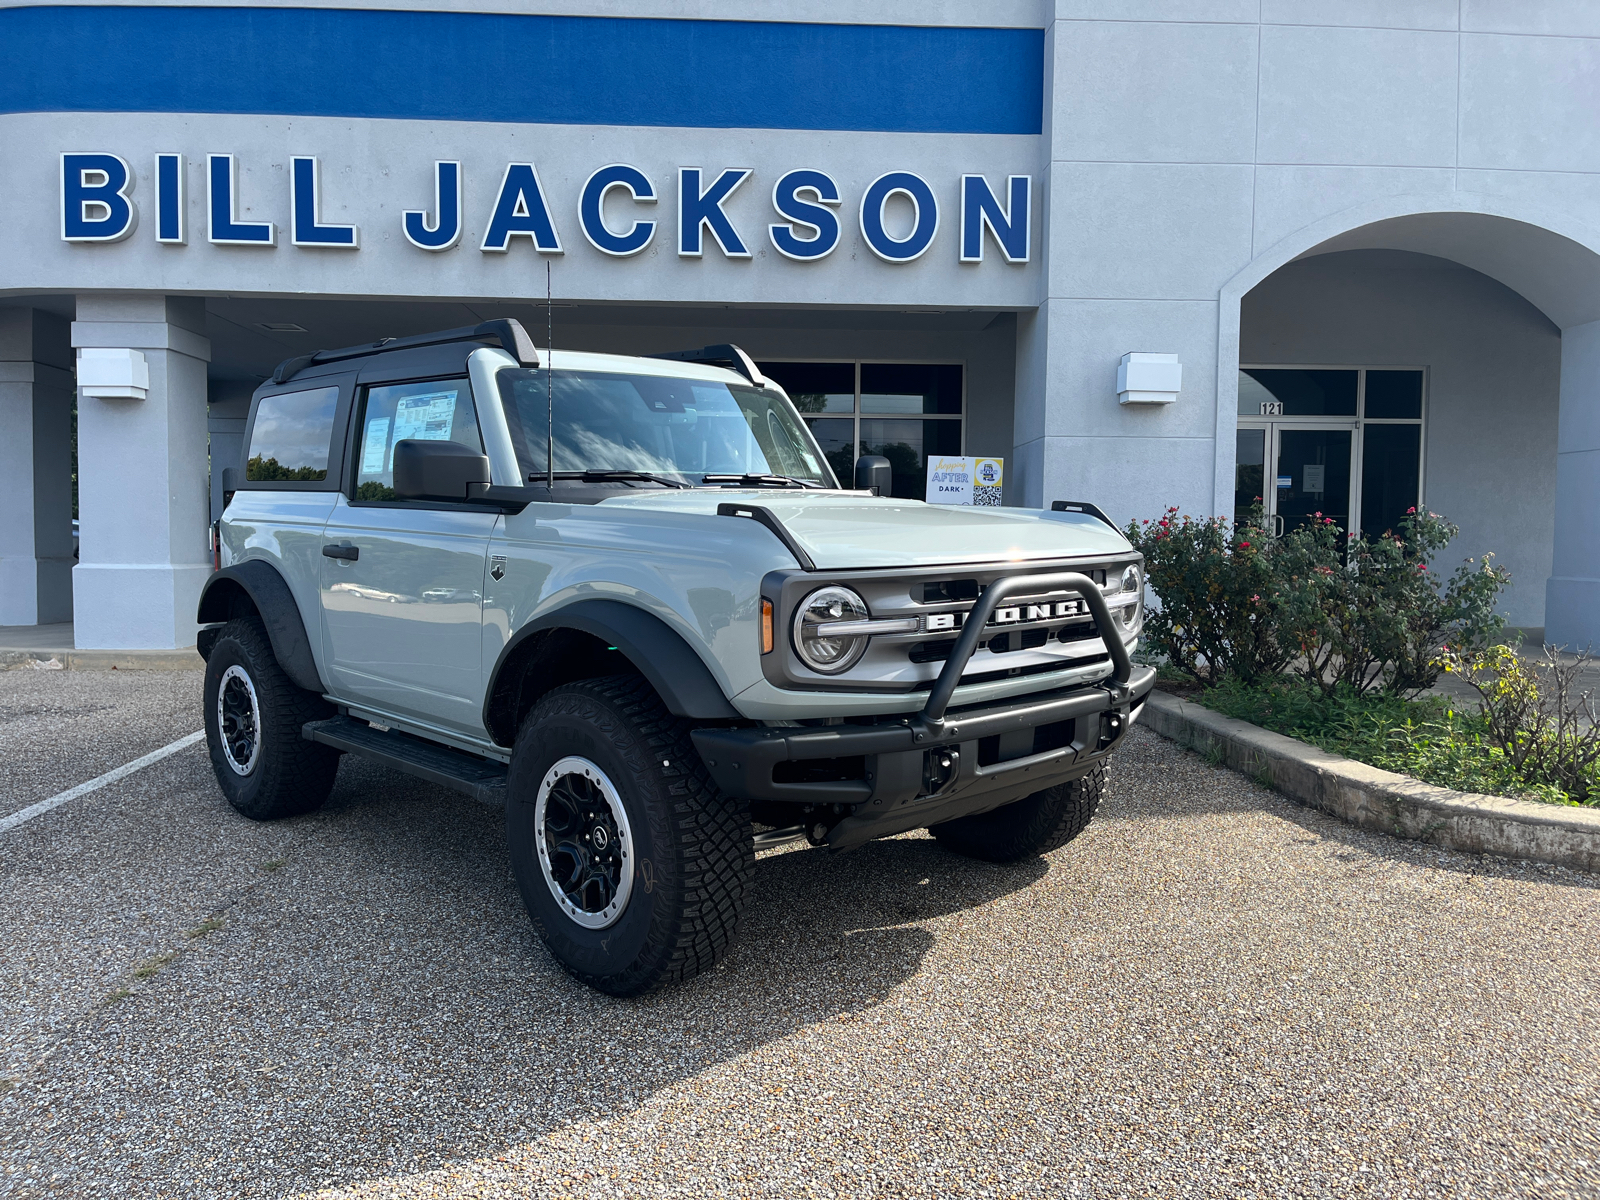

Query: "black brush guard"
(692, 571), (1155, 850)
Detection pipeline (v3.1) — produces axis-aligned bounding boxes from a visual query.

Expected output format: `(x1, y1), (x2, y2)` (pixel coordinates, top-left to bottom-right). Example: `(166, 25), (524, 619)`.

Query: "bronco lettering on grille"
(923, 597), (1090, 633)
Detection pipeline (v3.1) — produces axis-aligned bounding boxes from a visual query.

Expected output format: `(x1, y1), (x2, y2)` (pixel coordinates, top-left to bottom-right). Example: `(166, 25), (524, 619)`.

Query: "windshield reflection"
(497, 370), (836, 486)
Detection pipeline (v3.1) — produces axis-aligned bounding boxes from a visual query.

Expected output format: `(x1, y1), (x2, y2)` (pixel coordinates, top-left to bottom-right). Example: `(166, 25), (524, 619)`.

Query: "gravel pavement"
(1, 668), (1597, 1199)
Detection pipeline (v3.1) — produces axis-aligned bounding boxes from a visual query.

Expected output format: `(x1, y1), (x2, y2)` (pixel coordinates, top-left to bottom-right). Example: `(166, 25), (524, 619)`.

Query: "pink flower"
(1239, 541), (1251, 549)
(1407, 506), (1417, 514)
(1418, 564), (1427, 571)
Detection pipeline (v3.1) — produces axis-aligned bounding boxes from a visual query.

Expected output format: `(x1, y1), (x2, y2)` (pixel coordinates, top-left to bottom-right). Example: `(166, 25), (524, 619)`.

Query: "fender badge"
(490, 555), (507, 582)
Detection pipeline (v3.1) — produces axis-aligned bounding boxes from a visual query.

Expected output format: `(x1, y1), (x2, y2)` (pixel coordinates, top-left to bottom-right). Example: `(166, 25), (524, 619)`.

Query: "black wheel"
(202, 617), (339, 821)
(929, 764), (1107, 863)
(506, 676), (752, 997)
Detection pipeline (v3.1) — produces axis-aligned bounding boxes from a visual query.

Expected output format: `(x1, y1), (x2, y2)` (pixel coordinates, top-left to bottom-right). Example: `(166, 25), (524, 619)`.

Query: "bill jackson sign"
(59, 153), (1032, 265)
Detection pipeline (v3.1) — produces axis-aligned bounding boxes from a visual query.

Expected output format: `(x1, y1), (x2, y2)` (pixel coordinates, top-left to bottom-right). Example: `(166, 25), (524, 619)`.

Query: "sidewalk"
(0, 624), (204, 671)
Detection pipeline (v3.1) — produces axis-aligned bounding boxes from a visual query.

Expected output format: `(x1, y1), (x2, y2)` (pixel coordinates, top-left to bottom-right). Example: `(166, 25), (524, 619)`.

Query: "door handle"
(322, 543), (359, 561)
(1273, 514), (1284, 538)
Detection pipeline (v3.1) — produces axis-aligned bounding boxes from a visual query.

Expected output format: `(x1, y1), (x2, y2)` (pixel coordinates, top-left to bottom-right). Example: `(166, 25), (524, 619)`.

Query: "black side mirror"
(393, 439), (492, 501)
(854, 454), (892, 497)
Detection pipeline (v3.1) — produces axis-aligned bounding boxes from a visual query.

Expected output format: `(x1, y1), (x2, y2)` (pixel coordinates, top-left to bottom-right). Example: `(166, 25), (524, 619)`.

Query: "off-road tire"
(505, 676), (752, 997)
(203, 617), (339, 820)
(929, 763), (1107, 863)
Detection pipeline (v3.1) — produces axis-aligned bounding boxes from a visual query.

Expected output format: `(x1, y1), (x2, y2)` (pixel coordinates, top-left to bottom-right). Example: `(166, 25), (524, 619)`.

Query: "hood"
(596, 490), (1133, 569)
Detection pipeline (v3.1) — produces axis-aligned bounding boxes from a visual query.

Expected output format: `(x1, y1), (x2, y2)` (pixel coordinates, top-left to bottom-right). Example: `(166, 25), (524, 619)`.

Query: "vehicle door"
(319, 371), (498, 734)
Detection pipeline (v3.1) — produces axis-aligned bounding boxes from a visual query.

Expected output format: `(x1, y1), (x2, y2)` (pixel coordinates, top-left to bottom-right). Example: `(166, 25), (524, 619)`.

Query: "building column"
(0, 308), (75, 625)
(1547, 318), (1600, 649)
(72, 296), (212, 649)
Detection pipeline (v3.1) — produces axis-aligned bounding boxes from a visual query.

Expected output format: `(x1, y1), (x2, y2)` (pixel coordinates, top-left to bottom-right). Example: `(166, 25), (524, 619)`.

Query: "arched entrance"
(1213, 195), (1600, 649)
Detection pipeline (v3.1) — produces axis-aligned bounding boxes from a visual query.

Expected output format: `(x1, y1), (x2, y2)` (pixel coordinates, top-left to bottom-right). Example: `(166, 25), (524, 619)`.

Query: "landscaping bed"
(1127, 504), (1598, 810)
(1189, 675), (1592, 807)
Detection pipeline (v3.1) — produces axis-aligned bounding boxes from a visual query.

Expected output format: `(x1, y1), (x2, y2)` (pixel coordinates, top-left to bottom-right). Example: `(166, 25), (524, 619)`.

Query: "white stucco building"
(2, 0), (1597, 650)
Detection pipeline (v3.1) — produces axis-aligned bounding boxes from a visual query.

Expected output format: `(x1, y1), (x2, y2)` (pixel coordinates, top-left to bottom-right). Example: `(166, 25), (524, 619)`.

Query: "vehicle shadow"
(51, 756), (1052, 1197)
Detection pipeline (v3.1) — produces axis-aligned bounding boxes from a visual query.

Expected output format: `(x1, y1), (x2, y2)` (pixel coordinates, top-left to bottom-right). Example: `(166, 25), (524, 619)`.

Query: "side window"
(245, 386), (340, 483)
(354, 377), (482, 501)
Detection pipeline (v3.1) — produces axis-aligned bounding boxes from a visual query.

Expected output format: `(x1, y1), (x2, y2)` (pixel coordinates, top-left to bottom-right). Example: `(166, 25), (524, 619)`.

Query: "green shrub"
(1198, 675), (1585, 806)
(1124, 505), (1285, 685)
(1130, 505), (1509, 697)
(1275, 508), (1508, 696)
(1438, 644), (1600, 804)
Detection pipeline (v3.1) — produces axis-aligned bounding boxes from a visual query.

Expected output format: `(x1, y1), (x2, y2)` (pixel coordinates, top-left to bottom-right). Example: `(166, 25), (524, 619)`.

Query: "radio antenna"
(546, 259), (554, 492)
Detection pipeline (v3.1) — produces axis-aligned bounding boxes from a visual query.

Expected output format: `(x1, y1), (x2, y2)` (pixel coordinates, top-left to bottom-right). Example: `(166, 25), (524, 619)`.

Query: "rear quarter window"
(246, 386), (340, 482)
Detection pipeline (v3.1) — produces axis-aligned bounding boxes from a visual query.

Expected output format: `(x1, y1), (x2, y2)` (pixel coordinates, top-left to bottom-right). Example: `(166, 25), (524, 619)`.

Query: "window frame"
(1237, 363), (1428, 539)
(758, 358), (968, 499)
(238, 376), (354, 492)
(341, 371), (487, 509)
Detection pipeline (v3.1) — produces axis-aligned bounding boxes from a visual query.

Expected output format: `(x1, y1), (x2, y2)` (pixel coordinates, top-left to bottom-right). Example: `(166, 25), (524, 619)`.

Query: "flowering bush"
(1124, 504), (1286, 685)
(1129, 505), (1509, 696)
(1276, 508), (1508, 695)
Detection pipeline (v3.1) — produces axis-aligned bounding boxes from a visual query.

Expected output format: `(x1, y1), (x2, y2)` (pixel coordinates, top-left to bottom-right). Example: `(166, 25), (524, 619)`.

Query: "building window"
(1237, 366), (1424, 540)
(758, 361), (964, 500)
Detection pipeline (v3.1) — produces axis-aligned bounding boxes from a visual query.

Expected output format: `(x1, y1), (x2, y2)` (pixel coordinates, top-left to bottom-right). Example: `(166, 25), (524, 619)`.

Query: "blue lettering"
(678, 167), (752, 258)
(859, 171), (937, 263)
(208, 154), (275, 246)
(960, 174), (1029, 263)
(481, 163), (562, 253)
(291, 156), (358, 248)
(155, 153), (184, 244)
(579, 164), (656, 257)
(768, 169), (840, 262)
(403, 161), (462, 251)
(60, 153), (135, 242)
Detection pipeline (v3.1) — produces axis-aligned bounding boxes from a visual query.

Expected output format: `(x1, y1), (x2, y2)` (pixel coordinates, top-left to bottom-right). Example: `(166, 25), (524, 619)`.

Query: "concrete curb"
(1144, 690), (1600, 874)
(0, 648), (204, 672)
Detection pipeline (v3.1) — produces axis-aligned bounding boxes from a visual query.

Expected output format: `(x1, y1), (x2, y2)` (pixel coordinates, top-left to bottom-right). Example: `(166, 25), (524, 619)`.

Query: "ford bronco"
(197, 319), (1154, 995)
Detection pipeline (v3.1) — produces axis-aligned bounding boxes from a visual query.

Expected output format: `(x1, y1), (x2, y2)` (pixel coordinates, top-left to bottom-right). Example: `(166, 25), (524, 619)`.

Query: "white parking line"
(0, 731), (206, 835)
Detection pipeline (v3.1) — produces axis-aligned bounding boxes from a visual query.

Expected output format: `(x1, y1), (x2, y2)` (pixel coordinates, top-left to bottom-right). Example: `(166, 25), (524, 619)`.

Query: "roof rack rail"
(270, 318), (541, 384)
(649, 343), (767, 388)
(1050, 499), (1118, 530)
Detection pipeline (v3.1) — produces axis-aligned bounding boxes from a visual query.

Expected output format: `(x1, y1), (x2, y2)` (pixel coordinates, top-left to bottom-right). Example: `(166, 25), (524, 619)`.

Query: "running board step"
(302, 716), (507, 806)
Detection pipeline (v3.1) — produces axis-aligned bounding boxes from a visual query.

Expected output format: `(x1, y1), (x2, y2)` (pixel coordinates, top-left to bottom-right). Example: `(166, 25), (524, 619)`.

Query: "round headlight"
(1115, 564), (1142, 631)
(792, 586), (870, 674)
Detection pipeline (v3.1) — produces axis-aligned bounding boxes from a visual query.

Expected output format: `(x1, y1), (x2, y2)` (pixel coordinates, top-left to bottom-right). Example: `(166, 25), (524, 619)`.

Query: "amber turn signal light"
(760, 598), (774, 654)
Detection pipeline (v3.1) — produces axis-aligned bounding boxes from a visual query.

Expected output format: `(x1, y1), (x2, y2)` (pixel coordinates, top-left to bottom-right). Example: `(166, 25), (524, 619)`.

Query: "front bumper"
(692, 665), (1154, 851)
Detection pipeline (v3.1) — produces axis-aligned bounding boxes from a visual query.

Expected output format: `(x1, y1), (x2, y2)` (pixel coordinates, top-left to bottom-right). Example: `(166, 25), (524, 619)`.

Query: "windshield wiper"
(700, 473), (818, 489)
(533, 470), (692, 489)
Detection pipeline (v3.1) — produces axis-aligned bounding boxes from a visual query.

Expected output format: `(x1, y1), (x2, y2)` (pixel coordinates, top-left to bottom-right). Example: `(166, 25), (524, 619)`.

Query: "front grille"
(908, 618), (1101, 664)
(765, 554), (1140, 694)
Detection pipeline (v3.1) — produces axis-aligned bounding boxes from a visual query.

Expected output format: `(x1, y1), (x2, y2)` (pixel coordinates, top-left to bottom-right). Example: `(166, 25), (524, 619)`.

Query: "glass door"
(1237, 423), (1355, 537)
(1273, 426), (1353, 536)
(1239, 366), (1426, 540)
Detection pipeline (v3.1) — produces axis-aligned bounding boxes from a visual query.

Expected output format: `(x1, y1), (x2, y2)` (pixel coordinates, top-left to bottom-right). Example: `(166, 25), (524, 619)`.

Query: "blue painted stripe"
(0, 6), (1043, 135)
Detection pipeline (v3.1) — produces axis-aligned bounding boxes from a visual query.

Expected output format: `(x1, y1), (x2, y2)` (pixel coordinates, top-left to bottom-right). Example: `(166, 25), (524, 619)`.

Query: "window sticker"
(391, 390), (460, 446)
(360, 417), (391, 475)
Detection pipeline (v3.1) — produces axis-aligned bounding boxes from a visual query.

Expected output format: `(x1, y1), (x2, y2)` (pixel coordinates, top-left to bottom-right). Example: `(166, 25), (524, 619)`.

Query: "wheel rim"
(534, 756), (635, 930)
(217, 664), (262, 776)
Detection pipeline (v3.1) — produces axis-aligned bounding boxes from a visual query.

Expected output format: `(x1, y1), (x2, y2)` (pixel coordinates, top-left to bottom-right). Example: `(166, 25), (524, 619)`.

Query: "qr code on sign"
(974, 486), (1002, 506)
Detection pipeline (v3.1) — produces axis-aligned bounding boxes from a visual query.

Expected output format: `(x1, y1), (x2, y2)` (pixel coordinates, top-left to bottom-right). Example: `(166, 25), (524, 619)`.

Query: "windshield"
(497, 369), (837, 487)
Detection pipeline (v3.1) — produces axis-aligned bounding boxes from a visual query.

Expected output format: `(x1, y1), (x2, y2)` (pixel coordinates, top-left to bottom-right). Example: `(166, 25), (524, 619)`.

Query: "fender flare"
(485, 598), (740, 738)
(196, 560), (326, 694)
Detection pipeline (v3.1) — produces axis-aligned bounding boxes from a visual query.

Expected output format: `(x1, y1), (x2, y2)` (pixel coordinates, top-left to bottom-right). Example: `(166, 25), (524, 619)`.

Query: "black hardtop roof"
(269, 318), (541, 385)
(265, 323), (768, 392)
